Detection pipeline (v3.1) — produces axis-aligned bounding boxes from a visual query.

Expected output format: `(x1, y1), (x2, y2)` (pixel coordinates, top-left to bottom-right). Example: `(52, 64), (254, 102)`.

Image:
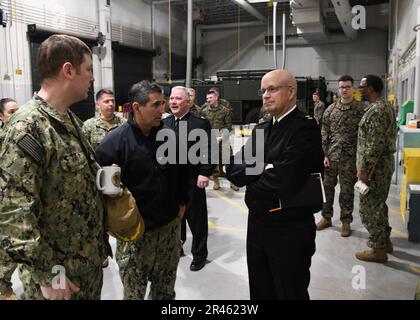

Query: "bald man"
(227, 69), (324, 300)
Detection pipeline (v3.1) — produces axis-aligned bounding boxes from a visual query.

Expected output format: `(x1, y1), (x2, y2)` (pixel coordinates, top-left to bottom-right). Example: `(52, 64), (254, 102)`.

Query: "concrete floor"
(98, 179), (419, 300)
(10, 134), (420, 300)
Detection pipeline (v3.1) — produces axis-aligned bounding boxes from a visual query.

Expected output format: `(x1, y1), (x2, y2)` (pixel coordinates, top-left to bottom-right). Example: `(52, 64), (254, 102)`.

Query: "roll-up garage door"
(28, 24), (98, 122)
(171, 53), (186, 80)
(112, 41), (153, 107)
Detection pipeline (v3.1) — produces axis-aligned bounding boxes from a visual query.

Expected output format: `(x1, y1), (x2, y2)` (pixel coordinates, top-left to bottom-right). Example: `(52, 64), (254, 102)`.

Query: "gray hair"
(171, 86), (190, 100)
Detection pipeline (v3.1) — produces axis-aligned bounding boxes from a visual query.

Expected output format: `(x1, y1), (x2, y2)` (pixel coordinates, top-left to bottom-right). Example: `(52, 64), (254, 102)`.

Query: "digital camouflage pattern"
(82, 115), (126, 151)
(258, 106), (272, 124)
(20, 265), (103, 300)
(202, 98), (231, 114)
(313, 101), (325, 127)
(357, 99), (396, 248)
(190, 104), (202, 117)
(321, 100), (366, 221)
(0, 249), (16, 295)
(0, 94), (111, 296)
(0, 124), (18, 296)
(201, 103), (232, 178)
(117, 217), (181, 300)
(322, 100), (366, 161)
(201, 102), (232, 135)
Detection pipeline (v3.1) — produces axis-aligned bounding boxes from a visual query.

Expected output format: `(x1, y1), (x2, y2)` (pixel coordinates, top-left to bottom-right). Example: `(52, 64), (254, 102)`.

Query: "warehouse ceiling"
(152, 0), (389, 34)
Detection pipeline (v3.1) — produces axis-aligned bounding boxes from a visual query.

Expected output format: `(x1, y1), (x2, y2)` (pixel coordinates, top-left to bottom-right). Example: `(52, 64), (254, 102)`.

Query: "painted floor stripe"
(210, 190), (248, 214)
(208, 220), (246, 233)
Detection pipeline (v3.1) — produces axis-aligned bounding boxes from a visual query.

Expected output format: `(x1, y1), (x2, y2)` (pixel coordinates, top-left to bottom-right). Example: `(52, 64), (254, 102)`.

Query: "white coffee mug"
(96, 166), (122, 195)
(354, 180), (369, 195)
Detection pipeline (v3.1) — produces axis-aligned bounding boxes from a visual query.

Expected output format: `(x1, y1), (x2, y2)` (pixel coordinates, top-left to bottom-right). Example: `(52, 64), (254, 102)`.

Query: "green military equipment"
(397, 100), (414, 128)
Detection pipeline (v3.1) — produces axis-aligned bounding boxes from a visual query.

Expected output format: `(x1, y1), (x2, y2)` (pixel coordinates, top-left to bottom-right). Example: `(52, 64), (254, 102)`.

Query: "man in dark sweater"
(227, 69), (324, 300)
(164, 86), (215, 272)
(96, 81), (189, 300)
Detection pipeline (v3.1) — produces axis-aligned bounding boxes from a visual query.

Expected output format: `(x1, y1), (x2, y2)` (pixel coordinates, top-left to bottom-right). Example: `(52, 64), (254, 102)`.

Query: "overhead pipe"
(234, 0), (267, 23)
(273, 1), (278, 68)
(186, 0), (192, 87)
(330, 0), (358, 40)
(282, 10), (286, 69)
(199, 21), (264, 31)
(413, 6), (420, 118)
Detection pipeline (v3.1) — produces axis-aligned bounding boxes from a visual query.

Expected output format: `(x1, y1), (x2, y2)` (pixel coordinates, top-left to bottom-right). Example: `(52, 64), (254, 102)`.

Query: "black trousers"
(181, 175), (208, 261)
(246, 214), (316, 300)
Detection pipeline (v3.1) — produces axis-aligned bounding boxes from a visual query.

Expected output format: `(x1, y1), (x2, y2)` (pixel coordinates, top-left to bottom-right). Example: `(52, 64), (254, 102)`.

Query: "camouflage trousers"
(212, 143), (232, 178)
(359, 155), (394, 248)
(116, 217), (181, 300)
(19, 265), (103, 300)
(322, 158), (358, 223)
(0, 250), (17, 293)
(415, 278), (420, 300)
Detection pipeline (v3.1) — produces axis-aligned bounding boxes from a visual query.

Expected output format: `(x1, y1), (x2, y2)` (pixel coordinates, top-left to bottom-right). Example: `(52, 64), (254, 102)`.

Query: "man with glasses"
(227, 69), (324, 300)
(316, 75), (366, 237)
(355, 75), (396, 263)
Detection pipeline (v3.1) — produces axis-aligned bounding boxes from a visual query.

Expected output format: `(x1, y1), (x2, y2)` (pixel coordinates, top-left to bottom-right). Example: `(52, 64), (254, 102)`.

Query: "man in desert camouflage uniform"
(187, 88), (202, 117)
(0, 35), (111, 300)
(201, 90), (239, 191)
(316, 75), (366, 237)
(312, 91), (325, 127)
(83, 89), (126, 151)
(355, 74), (396, 263)
(0, 98), (19, 300)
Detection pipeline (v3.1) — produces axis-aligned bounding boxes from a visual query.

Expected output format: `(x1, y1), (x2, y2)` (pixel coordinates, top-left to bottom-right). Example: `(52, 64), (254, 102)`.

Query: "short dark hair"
(313, 91), (320, 96)
(338, 75), (354, 85)
(96, 89), (114, 101)
(128, 80), (163, 106)
(37, 34), (92, 79)
(364, 74), (384, 93)
(208, 87), (220, 95)
(0, 98), (16, 115)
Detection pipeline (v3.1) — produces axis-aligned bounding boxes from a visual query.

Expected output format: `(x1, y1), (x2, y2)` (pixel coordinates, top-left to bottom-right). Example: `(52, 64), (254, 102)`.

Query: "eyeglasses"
(338, 86), (352, 90)
(257, 85), (292, 96)
(358, 85), (368, 89)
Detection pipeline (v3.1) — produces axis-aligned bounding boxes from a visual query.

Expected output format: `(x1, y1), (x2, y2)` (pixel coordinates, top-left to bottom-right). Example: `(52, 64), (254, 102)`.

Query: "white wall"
(0, 0), (188, 103)
(201, 26), (388, 91)
(0, 0), (99, 104)
(389, 0), (420, 104)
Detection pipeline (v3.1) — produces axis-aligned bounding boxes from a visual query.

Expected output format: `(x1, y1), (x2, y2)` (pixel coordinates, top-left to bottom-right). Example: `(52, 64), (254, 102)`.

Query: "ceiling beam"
(232, 0), (267, 23)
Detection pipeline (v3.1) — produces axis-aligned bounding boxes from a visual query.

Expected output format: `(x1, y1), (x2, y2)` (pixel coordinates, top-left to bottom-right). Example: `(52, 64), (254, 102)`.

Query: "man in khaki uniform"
(0, 35), (111, 300)
(83, 89), (126, 151)
(201, 90), (239, 191)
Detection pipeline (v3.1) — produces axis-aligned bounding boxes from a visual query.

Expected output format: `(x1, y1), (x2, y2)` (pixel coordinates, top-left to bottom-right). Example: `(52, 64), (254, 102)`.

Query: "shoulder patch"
(17, 134), (44, 165)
